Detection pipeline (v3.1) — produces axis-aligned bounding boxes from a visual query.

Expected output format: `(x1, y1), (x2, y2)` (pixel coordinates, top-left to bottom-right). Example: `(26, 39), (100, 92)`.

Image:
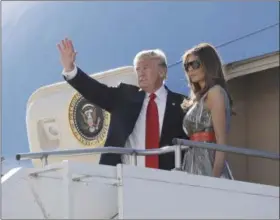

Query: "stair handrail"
(15, 139), (280, 171)
(172, 138), (280, 160)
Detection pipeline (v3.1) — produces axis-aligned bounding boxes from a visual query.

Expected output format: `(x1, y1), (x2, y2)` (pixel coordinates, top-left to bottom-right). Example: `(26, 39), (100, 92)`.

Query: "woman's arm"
(206, 86), (227, 177)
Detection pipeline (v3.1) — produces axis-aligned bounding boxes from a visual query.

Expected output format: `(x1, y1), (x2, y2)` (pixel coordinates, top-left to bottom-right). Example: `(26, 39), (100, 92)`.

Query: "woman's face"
(184, 54), (205, 83)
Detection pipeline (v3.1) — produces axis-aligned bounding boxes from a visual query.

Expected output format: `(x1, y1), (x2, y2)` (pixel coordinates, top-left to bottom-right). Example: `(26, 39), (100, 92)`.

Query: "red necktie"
(145, 93), (159, 168)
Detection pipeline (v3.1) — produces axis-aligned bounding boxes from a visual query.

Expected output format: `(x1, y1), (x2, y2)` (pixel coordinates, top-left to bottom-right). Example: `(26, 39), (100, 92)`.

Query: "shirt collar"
(145, 84), (167, 100)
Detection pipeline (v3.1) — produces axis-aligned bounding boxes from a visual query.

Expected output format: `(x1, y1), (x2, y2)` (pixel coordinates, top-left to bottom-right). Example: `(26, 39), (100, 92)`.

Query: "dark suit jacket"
(65, 67), (188, 170)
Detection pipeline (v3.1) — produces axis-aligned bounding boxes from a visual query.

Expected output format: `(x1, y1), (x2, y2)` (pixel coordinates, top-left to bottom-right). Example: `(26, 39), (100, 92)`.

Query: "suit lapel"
(160, 87), (176, 145)
(135, 90), (146, 117)
(135, 89), (146, 103)
(128, 88), (145, 126)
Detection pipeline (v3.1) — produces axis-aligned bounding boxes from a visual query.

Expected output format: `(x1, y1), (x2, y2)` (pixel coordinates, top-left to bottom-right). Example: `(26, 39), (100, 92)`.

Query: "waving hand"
(57, 38), (77, 72)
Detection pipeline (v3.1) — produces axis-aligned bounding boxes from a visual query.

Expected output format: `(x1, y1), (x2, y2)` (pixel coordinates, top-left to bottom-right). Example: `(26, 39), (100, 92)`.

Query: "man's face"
(135, 57), (164, 93)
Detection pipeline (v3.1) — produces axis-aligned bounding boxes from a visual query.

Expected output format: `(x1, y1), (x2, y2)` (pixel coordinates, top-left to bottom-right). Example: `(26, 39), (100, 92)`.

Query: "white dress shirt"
(62, 66), (167, 167)
(123, 83), (167, 167)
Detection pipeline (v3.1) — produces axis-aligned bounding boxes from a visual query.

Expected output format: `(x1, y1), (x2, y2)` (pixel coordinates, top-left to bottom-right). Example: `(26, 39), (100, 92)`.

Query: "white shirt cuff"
(62, 64), (78, 80)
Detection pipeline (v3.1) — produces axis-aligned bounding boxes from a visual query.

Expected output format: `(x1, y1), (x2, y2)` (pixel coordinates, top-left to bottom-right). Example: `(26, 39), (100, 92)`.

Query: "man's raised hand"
(57, 38), (77, 72)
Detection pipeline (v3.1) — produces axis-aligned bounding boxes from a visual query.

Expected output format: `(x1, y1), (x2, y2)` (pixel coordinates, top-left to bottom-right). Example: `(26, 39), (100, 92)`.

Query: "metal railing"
(15, 138), (280, 170)
(15, 145), (189, 168)
(172, 139), (280, 160)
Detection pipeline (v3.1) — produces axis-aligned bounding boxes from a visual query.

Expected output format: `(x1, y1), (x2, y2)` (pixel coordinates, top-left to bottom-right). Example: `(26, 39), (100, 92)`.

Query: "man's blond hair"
(133, 49), (168, 79)
(133, 49), (167, 68)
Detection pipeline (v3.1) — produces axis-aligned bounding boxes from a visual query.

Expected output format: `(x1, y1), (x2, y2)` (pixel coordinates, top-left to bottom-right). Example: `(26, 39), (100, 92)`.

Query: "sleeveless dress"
(181, 85), (233, 179)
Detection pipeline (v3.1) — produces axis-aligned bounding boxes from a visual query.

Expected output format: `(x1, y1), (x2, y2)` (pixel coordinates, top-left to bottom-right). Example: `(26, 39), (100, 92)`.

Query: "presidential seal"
(68, 93), (110, 147)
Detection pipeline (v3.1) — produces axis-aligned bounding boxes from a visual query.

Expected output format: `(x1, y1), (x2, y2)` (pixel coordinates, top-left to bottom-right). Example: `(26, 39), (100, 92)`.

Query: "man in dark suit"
(57, 38), (188, 170)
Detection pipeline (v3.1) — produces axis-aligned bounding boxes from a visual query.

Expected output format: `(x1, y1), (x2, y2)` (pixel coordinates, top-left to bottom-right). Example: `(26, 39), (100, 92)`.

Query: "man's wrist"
(64, 64), (75, 72)
(62, 64), (77, 80)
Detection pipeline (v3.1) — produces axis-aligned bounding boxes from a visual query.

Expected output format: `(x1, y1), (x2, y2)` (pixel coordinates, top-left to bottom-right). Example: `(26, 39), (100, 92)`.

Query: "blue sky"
(1, 1), (279, 160)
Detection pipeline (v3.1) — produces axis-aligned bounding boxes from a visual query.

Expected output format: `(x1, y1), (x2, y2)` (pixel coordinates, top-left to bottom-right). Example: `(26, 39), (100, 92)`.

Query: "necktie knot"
(149, 93), (156, 100)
